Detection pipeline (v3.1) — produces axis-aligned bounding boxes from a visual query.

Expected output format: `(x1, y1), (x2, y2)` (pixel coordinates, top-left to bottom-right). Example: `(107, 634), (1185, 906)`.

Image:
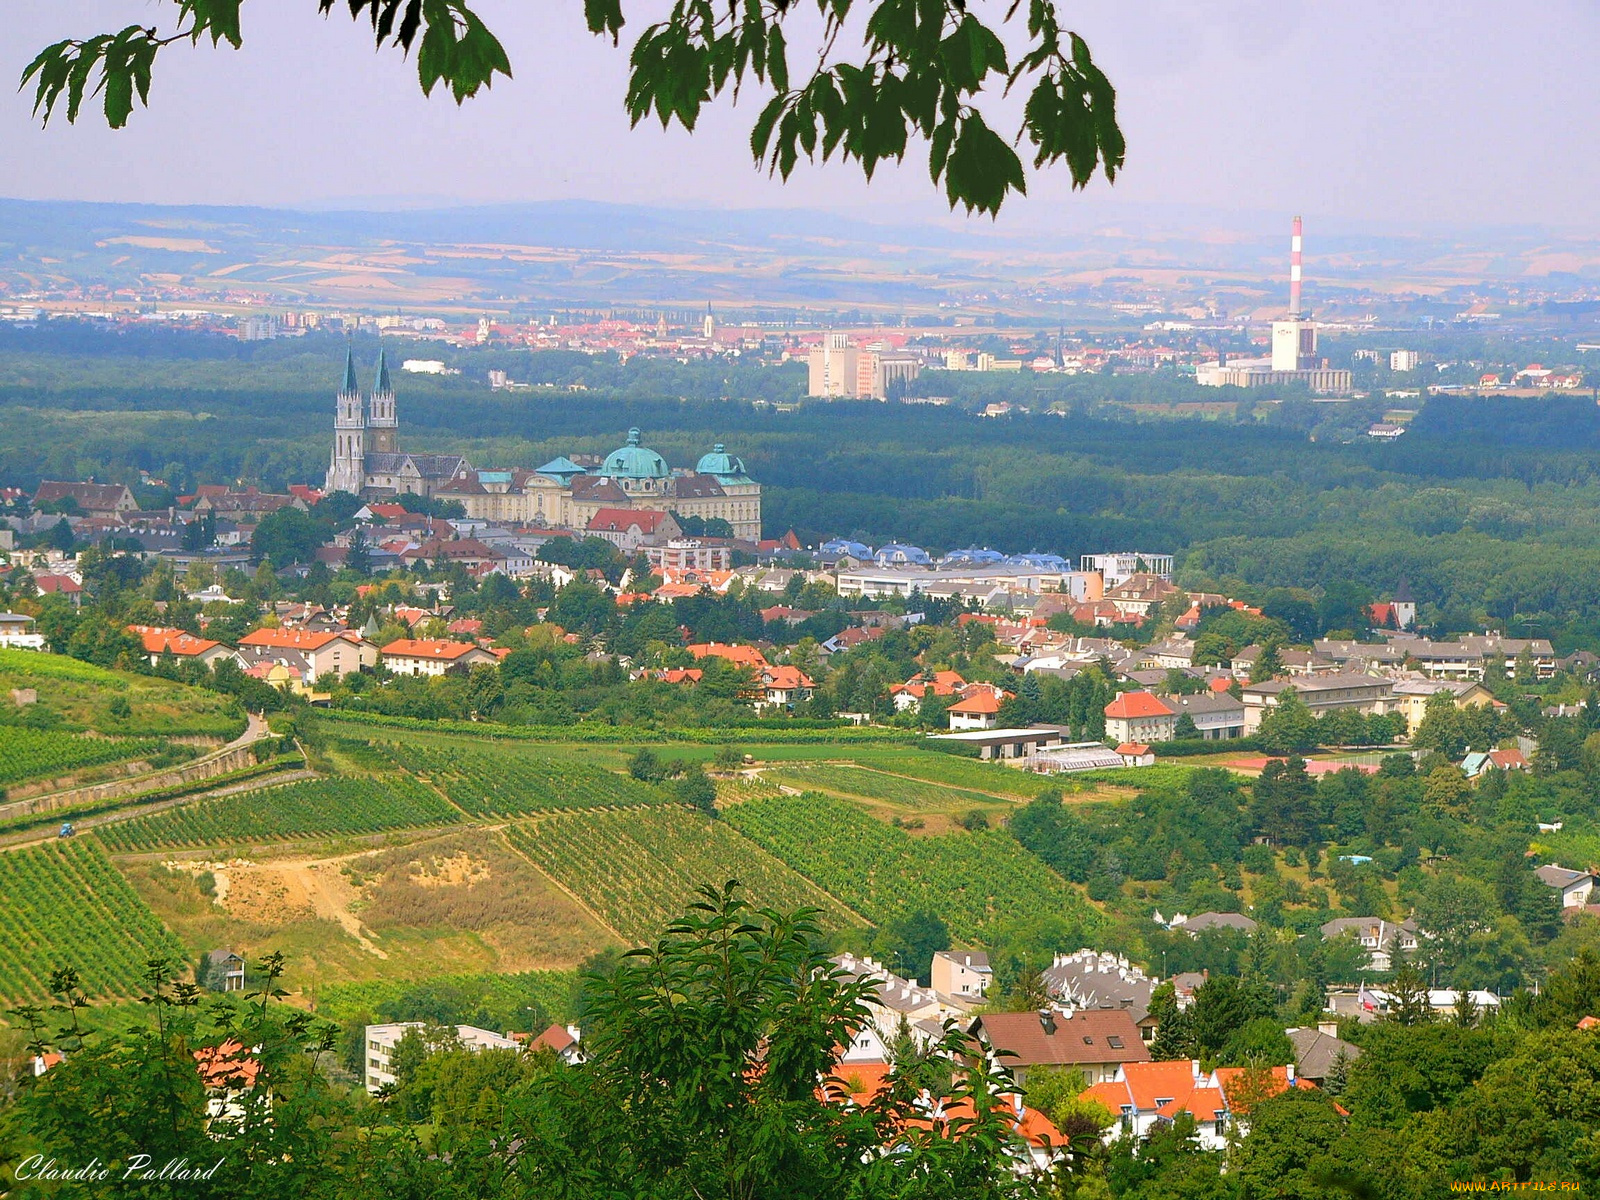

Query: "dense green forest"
(9, 323), (1600, 643)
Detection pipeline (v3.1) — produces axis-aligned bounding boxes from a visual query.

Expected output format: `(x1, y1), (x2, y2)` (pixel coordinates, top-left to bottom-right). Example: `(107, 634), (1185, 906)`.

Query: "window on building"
(1107, 1036), (1124, 1049)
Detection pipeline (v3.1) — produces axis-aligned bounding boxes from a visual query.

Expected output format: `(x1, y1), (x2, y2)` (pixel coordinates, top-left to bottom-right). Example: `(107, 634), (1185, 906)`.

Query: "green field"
(0, 728), (167, 789)
(505, 807), (864, 943)
(829, 748), (1074, 798)
(0, 838), (185, 1001)
(97, 775), (462, 850)
(725, 792), (1104, 941)
(0, 648), (245, 740)
(376, 741), (668, 815)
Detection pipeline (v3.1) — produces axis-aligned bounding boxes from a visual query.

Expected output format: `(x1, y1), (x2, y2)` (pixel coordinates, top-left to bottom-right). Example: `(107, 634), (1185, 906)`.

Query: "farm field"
(97, 774), (461, 851)
(504, 806), (864, 943)
(0, 648), (246, 740)
(0, 728), (168, 789)
(725, 791), (1104, 941)
(313, 966), (581, 1026)
(375, 740), (668, 815)
(0, 838), (184, 1001)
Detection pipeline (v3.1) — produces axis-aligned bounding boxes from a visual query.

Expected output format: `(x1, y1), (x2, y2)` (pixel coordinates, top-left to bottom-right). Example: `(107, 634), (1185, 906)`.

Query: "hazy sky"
(4, 1), (1598, 234)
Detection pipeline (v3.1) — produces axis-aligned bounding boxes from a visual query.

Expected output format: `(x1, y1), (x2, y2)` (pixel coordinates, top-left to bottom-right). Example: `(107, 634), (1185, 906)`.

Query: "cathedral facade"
(326, 355), (761, 540)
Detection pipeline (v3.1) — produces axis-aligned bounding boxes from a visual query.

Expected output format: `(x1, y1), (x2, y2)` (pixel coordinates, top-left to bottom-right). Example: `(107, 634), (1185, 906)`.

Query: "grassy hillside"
(0, 648), (245, 740)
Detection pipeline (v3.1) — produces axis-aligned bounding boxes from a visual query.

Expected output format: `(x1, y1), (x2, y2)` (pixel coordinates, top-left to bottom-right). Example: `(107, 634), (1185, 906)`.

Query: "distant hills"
(4, 196), (1600, 317)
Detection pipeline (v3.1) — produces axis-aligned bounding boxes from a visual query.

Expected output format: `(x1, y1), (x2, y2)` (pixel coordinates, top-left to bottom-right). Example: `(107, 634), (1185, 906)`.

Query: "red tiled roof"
(129, 625), (223, 658)
(687, 642), (769, 668)
(238, 627), (345, 651)
(948, 691), (1003, 715)
(1104, 691), (1175, 720)
(380, 639), (481, 660)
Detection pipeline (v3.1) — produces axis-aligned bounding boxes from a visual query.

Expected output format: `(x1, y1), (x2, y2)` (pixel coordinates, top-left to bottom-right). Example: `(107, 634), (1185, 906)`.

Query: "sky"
(3, 1), (1598, 236)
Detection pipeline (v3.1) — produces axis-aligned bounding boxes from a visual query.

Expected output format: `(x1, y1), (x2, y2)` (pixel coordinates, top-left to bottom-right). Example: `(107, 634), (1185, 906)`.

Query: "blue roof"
(602, 428), (669, 480)
(1005, 552), (1069, 569)
(536, 456), (586, 479)
(875, 544), (932, 566)
(820, 538), (873, 558)
(944, 547), (1006, 565)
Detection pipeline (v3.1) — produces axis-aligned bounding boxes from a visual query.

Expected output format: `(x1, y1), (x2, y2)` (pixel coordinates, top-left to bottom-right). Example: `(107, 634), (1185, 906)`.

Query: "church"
(325, 349), (469, 497)
(325, 352), (761, 541)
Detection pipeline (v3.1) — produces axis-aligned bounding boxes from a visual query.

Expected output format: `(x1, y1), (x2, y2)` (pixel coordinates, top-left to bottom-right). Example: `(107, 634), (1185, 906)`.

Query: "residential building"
(525, 1023), (586, 1065)
(1535, 864), (1596, 909)
(1103, 691), (1177, 745)
(969, 1007), (1150, 1086)
(647, 539), (733, 573)
(1461, 747), (1529, 777)
(947, 688), (1006, 731)
(1285, 1024), (1362, 1086)
(1241, 674), (1395, 734)
(363, 1023), (518, 1093)
(931, 950), (992, 1002)
(1166, 692), (1247, 739)
(1319, 917), (1419, 972)
(0, 613), (44, 650)
(829, 954), (969, 1046)
(1079, 553), (1175, 586)
(586, 508), (681, 552)
(757, 665), (814, 708)
(379, 639), (500, 676)
(128, 625), (238, 669)
(32, 480), (137, 519)
(1327, 987), (1502, 1024)
(1390, 349), (1420, 372)
(236, 628), (376, 679)
(1083, 1061), (1325, 1151)
(1104, 573), (1179, 621)
(1040, 951), (1159, 1043)
(1388, 679), (1498, 730)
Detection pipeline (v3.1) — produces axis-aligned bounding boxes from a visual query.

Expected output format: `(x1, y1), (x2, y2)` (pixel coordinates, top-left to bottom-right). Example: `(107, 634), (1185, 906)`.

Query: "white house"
(931, 950), (992, 1002)
(0, 613), (45, 650)
(363, 1023), (519, 1093)
(379, 638), (500, 676)
(1535, 864), (1596, 909)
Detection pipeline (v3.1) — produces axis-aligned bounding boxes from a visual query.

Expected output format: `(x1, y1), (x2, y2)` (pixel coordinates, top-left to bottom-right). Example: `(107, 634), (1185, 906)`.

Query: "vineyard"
(840, 749), (1077, 798)
(97, 775), (461, 850)
(0, 839), (185, 1000)
(764, 763), (1017, 812)
(313, 967), (580, 1025)
(713, 775), (784, 806)
(504, 807), (863, 943)
(0, 728), (166, 788)
(725, 792), (1105, 941)
(376, 741), (667, 815)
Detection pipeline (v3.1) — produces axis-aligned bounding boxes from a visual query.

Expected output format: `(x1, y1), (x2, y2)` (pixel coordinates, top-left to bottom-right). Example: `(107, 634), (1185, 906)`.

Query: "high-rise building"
(807, 333), (921, 399)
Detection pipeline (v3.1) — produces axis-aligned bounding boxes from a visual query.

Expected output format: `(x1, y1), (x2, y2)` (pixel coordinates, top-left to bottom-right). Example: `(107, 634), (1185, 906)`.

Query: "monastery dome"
(695, 443), (747, 477)
(602, 428), (669, 480)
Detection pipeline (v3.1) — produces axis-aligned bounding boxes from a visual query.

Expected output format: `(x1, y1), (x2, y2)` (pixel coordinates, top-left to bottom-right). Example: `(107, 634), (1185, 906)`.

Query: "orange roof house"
(687, 642), (769, 669)
(128, 625), (235, 668)
(379, 638), (499, 675)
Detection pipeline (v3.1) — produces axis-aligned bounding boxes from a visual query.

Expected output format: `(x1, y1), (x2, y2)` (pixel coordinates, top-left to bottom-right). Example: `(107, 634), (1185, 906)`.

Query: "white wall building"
(363, 1023), (519, 1093)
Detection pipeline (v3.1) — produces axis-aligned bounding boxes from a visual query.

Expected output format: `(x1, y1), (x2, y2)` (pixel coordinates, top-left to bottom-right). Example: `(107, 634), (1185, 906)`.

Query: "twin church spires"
(326, 347), (398, 494)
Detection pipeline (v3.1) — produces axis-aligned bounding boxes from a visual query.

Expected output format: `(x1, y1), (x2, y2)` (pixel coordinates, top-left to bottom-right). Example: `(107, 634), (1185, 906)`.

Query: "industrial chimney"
(1289, 215), (1304, 318)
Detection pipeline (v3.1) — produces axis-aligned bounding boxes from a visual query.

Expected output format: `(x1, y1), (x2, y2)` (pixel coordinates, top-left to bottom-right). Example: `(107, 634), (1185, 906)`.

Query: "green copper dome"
(602, 428), (669, 480)
(695, 442), (747, 478)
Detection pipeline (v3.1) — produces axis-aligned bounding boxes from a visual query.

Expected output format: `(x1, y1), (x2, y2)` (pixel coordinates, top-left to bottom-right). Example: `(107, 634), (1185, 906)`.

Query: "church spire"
(341, 345), (359, 394)
(373, 347), (392, 395)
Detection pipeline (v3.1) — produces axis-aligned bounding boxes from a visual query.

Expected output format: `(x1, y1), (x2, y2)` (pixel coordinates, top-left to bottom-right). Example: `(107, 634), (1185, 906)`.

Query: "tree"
(1186, 975), (1277, 1062)
(871, 909), (951, 985)
(1174, 712), (1200, 740)
(514, 883), (1055, 1197)
(251, 506), (331, 567)
(1249, 756), (1321, 846)
(1255, 689), (1320, 755)
(25, 0), (1124, 217)
(676, 766), (718, 818)
(1249, 640), (1285, 684)
(1228, 1089), (1347, 1200)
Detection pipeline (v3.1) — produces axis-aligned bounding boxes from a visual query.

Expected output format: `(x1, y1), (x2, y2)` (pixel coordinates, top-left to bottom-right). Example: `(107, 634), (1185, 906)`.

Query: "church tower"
(326, 347), (367, 495)
(368, 347), (398, 454)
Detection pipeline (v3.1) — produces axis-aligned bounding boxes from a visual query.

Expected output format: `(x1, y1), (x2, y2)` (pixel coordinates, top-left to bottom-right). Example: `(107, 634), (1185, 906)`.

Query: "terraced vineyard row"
(725, 792), (1105, 941)
(505, 807), (863, 943)
(765, 763), (1015, 811)
(0, 839), (184, 1000)
(97, 775), (460, 850)
(840, 749), (1071, 798)
(0, 728), (165, 788)
(378, 742), (667, 815)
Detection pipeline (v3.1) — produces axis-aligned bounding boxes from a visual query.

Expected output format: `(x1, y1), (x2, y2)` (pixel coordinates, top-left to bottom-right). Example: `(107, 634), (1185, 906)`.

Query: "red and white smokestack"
(1289, 215), (1303, 318)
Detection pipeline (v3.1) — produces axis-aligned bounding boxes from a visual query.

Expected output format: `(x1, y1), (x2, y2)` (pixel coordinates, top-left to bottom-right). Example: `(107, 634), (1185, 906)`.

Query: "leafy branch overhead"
(21, 0), (1121, 215)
